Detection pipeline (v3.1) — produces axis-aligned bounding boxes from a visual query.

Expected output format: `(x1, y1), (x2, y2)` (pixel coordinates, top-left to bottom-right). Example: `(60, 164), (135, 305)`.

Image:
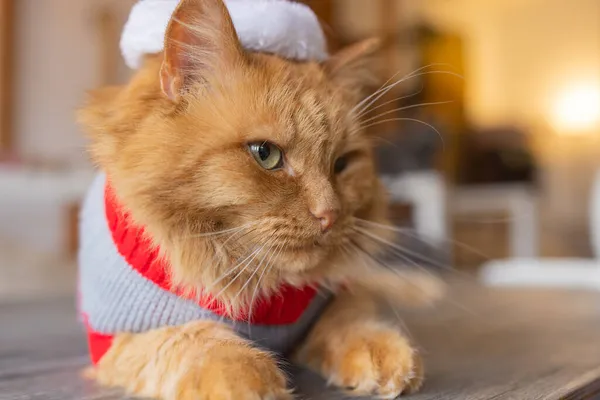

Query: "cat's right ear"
(323, 38), (381, 98)
(160, 0), (244, 101)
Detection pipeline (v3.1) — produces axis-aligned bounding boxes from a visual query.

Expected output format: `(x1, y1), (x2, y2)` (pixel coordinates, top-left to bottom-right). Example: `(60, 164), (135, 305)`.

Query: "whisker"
(444, 297), (481, 318)
(454, 214), (537, 224)
(207, 237), (276, 307)
(241, 242), (277, 309)
(183, 221), (258, 239)
(231, 259), (262, 314)
(203, 245), (262, 294)
(354, 218), (492, 262)
(343, 243), (416, 340)
(248, 239), (287, 325)
(339, 242), (357, 264)
(387, 299), (415, 340)
(349, 238), (440, 292)
(353, 226), (453, 273)
(389, 226), (492, 263)
(351, 231), (479, 318)
(352, 69), (464, 119)
(352, 117), (445, 149)
(352, 230), (440, 279)
(353, 227), (477, 285)
(230, 232), (284, 312)
(221, 225), (260, 248)
(351, 63), (458, 117)
(359, 101), (454, 126)
(372, 135), (401, 148)
(355, 84), (424, 120)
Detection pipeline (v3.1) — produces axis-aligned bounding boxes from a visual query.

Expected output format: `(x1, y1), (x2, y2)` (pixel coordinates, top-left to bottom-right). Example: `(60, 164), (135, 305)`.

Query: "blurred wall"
(22, 0), (599, 164)
(334, 0), (600, 252)
(419, 0), (600, 129)
(333, 0), (421, 89)
(331, 0), (597, 127)
(421, 0), (600, 249)
(7, 0), (599, 256)
(2, 0), (133, 256)
(14, 0), (133, 165)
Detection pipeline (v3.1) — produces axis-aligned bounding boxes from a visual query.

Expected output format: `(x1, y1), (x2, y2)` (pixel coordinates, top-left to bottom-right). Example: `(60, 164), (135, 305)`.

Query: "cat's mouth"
(224, 223), (354, 273)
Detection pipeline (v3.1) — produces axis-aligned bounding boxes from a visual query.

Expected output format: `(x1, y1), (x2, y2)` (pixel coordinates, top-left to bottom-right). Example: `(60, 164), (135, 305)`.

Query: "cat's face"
(159, 54), (385, 273)
(81, 0), (389, 298)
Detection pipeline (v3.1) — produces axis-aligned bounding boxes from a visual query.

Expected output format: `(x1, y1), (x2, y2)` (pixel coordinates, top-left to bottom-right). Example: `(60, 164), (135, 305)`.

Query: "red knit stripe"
(104, 183), (317, 325)
(83, 315), (113, 365)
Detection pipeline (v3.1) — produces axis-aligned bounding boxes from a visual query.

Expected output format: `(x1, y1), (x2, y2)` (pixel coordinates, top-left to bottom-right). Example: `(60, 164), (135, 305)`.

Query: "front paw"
(185, 343), (292, 400)
(300, 324), (423, 399)
(94, 325), (293, 400)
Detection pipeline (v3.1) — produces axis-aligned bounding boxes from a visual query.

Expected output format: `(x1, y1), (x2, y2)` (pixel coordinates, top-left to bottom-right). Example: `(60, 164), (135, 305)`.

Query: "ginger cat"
(77, 0), (442, 398)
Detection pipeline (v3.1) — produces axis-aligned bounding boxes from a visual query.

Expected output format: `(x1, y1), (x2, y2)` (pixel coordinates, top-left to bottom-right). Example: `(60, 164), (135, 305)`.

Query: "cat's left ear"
(160, 0), (245, 101)
(323, 38), (381, 96)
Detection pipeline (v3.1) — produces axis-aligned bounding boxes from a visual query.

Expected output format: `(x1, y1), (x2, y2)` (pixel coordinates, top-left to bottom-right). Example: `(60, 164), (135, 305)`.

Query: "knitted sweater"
(78, 173), (331, 364)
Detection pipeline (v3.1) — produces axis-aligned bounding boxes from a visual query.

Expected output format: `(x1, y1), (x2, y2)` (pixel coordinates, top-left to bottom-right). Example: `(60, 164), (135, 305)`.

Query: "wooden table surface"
(2, 283), (600, 400)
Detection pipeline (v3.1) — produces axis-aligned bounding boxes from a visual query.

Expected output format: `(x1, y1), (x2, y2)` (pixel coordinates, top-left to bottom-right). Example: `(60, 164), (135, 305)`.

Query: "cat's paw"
(93, 322), (293, 400)
(179, 343), (293, 400)
(303, 324), (423, 399)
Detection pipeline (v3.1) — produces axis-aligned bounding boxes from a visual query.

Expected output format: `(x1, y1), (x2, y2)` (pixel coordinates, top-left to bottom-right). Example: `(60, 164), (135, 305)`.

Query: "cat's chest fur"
(78, 173), (333, 364)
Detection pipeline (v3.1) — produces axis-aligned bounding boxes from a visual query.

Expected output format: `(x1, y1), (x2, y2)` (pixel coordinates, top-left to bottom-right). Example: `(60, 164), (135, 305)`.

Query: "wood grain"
(2, 283), (600, 399)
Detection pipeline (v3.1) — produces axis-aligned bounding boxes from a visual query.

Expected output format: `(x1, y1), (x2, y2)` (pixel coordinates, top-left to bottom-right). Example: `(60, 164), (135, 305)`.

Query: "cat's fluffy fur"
(78, 0), (442, 398)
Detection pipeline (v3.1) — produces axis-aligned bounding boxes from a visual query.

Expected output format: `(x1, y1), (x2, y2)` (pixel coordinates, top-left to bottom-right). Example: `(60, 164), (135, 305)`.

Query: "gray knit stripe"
(78, 173), (331, 355)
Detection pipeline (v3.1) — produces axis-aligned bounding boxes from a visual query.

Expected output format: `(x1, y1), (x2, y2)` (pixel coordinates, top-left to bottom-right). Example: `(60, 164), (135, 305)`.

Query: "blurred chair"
(480, 168), (600, 290)
(451, 126), (540, 259)
(0, 166), (94, 258)
(383, 171), (447, 247)
(376, 112), (449, 250)
(451, 184), (539, 258)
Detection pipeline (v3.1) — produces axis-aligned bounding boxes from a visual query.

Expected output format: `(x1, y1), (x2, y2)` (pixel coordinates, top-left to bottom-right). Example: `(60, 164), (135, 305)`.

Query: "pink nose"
(312, 209), (339, 233)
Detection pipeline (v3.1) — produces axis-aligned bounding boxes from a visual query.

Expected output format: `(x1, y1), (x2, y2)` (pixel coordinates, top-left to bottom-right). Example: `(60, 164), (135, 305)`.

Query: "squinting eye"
(334, 155), (349, 174)
(248, 142), (284, 170)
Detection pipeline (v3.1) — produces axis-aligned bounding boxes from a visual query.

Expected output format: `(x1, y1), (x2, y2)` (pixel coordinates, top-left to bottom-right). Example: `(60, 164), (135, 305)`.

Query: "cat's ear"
(324, 38), (381, 95)
(160, 0), (244, 101)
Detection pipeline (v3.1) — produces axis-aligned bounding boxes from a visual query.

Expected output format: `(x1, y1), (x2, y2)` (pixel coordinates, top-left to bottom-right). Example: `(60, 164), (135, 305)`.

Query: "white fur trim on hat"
(120, 0), (328, 69)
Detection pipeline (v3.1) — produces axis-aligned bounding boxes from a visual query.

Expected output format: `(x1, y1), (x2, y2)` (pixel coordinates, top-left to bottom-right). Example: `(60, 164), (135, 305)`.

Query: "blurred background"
(0, 0), (599, 300)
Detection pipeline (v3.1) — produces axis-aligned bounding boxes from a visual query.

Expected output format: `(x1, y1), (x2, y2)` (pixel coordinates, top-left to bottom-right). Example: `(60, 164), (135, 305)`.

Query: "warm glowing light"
(552, 85), (600, 134)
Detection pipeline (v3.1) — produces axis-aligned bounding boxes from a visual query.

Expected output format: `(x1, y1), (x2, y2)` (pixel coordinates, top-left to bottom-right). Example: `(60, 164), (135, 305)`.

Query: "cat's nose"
(312, 209), (339, 233)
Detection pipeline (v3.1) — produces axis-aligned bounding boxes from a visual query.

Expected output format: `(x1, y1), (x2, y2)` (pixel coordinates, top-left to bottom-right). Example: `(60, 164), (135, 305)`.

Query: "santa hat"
(120, 0), (329, 70)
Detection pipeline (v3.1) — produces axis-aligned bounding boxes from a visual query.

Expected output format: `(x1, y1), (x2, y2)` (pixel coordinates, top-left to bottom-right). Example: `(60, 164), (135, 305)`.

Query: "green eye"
(248, 142), (283, 170)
